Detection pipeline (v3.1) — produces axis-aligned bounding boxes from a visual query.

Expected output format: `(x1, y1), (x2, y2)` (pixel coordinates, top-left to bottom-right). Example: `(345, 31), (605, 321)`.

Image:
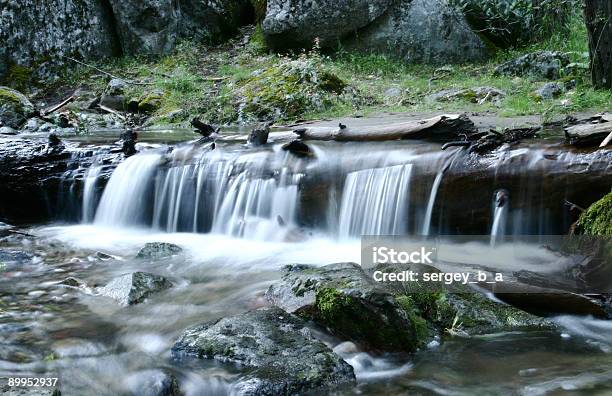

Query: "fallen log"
(42, 96), (75, 116)
(294, 114), (477, 142)
(565, 121), (612, 147)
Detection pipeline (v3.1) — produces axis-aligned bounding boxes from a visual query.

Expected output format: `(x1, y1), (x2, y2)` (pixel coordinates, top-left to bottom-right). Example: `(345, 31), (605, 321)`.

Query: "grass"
(54, 13), (610, 126)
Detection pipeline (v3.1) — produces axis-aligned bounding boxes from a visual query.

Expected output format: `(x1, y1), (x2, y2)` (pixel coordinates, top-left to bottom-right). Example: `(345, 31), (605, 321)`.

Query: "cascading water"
(94, 153), (162, 227)
(81, 166), (102, 223)
(421, 150), (459, 236)
(338, 164), (413, 238)
(490, 190), (508, 246)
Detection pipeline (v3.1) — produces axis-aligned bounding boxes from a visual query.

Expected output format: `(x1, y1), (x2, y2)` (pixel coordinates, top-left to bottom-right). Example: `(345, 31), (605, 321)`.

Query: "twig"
(99, 104), (126, 120)
(62, 56), (154, 85)
(203, 76), (229, 82)
(43, 96), (75, 116)
(600, 130), (612, 147)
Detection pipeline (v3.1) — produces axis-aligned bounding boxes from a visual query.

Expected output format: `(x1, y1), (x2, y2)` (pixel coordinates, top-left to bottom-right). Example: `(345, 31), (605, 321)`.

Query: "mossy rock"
(237, 58), (346, 122)
(578, 190), (612, 236)
(0, 86), (34, 128)
(138, 91), (165, 114)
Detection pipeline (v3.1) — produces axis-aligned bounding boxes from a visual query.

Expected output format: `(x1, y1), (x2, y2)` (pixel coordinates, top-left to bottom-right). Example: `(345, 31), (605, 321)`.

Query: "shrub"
(451, 0), (580, 48)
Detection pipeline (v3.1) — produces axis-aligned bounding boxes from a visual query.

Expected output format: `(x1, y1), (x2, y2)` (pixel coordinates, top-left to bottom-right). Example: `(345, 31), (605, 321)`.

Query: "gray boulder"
(0, 87), (35, 128)
(0, 0), (118, 83)
(263, 0), (489, 64)
(137, 242), (183, 260)
(534, 82), (565, 100)
(0, 126), (17, 135)
(100, 78), (128, 111)
(427, 86), (506, 104)
(494, 51), (570, 80)
(178, 0), (254, 43)
(172, 307), (355, 395)
(262, 0), (393, 49)
(347, 0), (489, 64)
(98, 272), (172, 306)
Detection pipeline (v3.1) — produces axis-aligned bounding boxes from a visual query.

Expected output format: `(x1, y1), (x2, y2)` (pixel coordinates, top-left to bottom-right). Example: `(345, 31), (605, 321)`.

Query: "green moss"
(6, 64), (32, 91)
(579, 190), (612, 236)
(314, 287), (421, 352)
(138, 91), (164, 114)
(0, 87), (24, 106)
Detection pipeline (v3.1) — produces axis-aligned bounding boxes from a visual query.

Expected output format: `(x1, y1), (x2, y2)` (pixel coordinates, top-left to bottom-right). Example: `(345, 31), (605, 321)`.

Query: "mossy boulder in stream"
(578, 190), (612, 236)
(266, 263), (430, 352)
(171, 307), (355, 394)
(267, 263), (554, 352)
(0, 86), (34, 128)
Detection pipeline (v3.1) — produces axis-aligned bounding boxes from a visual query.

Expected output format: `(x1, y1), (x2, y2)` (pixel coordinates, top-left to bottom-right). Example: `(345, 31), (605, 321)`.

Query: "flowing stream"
(2, 131), (611, 395)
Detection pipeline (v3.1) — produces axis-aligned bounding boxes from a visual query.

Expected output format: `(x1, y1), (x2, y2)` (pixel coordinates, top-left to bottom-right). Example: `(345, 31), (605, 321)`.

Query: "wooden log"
(294, 114), (476, 142)
(565, 122), (612, 147)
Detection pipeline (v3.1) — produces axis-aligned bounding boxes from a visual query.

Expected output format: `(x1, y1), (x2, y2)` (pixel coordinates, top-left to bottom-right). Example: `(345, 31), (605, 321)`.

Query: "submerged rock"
(122, 369), (181, 396)
(172, 307), (355, 395)
(0, 87), (35, 128)
(98, 272), (172, 306)
(494, 51), (570, 80)
(266, 263), (428, 352)
(137, 242), (183, 260)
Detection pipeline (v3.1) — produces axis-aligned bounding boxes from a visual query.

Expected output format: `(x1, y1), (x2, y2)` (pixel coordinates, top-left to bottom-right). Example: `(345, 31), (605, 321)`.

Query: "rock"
(98, 272), (172, 306)
(565, 121), (612, 147)
(384, 87), (403, 98)
(534, 82), (565, 100)
(263, 0), (489, 64)
(427, 86), (505, 104)
(578, 190), (612, 236)
(137, 242), (183, 260)
(346, 0), (489, 64)
(494, 51), (570, 80)
(0, 87), (35, 128)
(266, 263), (428, 352)
(177, 0), (253, 44)
(138, 91), (164, 114)
(59, 277), (87, 288)
(171, 307), (355, 394)
(0, 126), (17, 135)
(122, 369), (181, 396)
(0, 0), (118, 84)
(100, 79), (128, 111)
(247, 125), (270, 146)
(0, 249), (35, 267)
(281, 140), (313, 158)
(263, 0), (393, 49)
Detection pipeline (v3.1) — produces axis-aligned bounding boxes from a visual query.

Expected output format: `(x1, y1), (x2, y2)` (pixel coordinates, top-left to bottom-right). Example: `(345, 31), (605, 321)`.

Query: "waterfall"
(421, 150), (460, 236)
(150, 147), (303, 239)
(94, 153), (162, 227)
(82, 166), (102, 223)
(338, 164), (413, 238)
(490, 190), (508, 246)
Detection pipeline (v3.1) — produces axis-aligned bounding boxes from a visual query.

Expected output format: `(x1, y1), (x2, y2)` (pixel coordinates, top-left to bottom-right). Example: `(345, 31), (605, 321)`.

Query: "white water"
(338, 164), (413, 238)
(82, 166), (102, 223)
(490, 190), (508, 246)
(94, 154), (162, 227)
(421, 169), (445, 236)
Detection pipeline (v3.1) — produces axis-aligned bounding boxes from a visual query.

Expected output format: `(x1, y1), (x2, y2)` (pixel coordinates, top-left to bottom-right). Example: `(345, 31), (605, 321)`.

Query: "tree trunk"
(584, 0), (612, 89)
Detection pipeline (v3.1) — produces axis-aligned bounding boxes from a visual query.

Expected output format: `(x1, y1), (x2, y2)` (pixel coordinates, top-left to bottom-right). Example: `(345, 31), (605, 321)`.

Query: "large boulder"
(267, 263), (555, 348)
(266, 263), (430, 352)
(346, 0), (490, 64)
(178, 0), (254, 43)
(0, 87), (35, 128)
(172, 307), (355, 395)
(0, 0), (119, 84)
(262, 0), (489, 64)
(136, 242), (183, 260)
(262, 0), (394, 49)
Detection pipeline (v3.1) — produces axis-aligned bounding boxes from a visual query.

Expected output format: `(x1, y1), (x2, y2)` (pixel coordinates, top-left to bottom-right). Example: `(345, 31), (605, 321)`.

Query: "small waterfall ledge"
(75, 139), (612, 239)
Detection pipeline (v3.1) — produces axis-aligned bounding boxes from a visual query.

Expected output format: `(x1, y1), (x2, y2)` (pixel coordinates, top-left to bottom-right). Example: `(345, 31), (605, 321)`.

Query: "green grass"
(54, 12), (610, 126)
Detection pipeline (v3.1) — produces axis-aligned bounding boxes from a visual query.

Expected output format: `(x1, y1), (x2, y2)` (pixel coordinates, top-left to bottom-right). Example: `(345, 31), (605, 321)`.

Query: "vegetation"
(578, 190), (612, 236)
(52, 8), (610, 127)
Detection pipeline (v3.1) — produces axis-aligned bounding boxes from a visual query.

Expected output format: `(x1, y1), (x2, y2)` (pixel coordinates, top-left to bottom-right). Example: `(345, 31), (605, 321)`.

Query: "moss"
(314, 287), (420, 352)
(138, 91), (164, 114)
(6, 64), (32, 91)
(578, 190), (612, 236)
(0, 87), (25, 107)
